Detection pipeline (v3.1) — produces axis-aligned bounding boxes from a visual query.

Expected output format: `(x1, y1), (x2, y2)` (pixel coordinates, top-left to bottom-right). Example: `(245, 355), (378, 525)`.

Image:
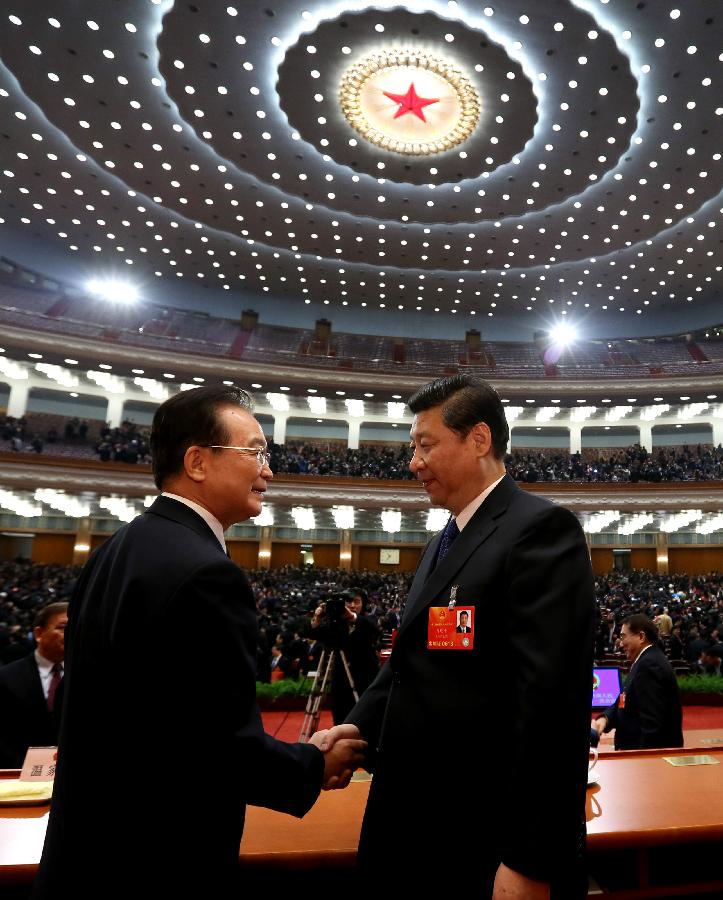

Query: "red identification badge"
(619, 691), (626, 709)
(427, 606), (474, 650)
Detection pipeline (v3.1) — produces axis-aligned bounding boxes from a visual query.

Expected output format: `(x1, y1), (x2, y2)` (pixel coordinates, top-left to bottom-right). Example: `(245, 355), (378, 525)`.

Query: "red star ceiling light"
(340, 49), (480, 156)
(382, 83), (440, 122)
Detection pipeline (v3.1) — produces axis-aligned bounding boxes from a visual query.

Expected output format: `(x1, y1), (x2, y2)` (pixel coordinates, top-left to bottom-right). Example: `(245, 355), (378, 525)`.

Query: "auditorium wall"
(359, 423), (408, 442)
(30, 533), (75, 565)
(269, 541), (340, 568)
(352, 544), (423, 572)
(26, 390), (108, 420)
(228, 540), (260, 569)
(122, 401), (156, 426)
(590, 547), (658, 574)
(668, 547), (723, 574)
(285, 420), (349, 440)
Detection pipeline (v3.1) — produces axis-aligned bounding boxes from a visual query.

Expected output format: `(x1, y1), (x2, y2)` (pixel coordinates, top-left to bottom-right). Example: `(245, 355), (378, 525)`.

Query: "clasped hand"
(309, 724), (366, 790)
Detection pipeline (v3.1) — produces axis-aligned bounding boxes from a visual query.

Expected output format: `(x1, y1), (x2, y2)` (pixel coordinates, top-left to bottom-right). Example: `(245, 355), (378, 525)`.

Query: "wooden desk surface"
(586, 748), (723, 850)
(2, 750), (723, 883)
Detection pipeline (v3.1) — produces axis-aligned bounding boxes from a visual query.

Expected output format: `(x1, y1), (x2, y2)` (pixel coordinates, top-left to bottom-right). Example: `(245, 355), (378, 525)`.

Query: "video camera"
(323, 590), (354, 623)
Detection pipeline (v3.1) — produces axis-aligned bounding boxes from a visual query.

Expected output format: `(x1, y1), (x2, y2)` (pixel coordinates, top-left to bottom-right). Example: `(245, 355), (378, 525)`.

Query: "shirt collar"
(161, 492), (227, 553)
(454, 472), (507, 533)
(632, 643), (653, 666)
(35, 650), (62, 674)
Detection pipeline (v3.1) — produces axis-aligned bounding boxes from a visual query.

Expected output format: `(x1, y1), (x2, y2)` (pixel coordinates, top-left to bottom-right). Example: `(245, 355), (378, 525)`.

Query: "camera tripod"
(299, 645), (359, 742)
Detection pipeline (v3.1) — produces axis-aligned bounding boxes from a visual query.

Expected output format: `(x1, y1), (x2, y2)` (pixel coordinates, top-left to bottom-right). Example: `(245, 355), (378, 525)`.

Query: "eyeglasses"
(207, 445), (271, 468)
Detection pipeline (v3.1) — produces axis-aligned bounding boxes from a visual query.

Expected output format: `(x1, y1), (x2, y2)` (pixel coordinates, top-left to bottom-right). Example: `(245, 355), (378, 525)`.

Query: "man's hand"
(318, 723), (361, 752)
(308, 729), (329, 751)
(321, 737), (367, 790)
(593, 716), (607, 737)
(492, 864), (550, 900)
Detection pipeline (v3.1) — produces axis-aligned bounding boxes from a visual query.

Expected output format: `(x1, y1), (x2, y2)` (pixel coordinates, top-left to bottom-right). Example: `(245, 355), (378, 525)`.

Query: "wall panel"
(669, 547), (723, 574)
(31, 533), (75, 565)
(352, 545), (423, 572)
(228, 541), (260, 569)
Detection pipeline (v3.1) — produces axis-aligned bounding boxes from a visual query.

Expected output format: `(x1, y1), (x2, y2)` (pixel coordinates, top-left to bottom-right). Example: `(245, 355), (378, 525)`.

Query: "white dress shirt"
(454, 472), (507, 533)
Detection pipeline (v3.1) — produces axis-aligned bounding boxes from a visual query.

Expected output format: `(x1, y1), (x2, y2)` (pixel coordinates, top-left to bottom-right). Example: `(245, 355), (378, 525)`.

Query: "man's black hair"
(622, 613), (659, 645)
(408, 374), (509, 459)
(150, 384), (253, 489)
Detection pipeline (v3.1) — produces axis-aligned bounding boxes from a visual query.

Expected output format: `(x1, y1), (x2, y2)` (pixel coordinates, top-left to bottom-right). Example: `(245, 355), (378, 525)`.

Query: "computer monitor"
(592, 666), (622, 711)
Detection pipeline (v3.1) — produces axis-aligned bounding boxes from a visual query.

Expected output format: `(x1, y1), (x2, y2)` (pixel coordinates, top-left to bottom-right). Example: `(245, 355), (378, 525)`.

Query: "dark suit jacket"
(33, 497), (323, 899)
(602, 644), (683, 750)
(346, 475), (594, 888)
(0, 653), (61, 768)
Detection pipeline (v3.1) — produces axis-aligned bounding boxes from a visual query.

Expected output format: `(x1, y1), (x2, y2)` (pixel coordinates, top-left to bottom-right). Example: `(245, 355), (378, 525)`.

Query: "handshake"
(309, 724), (366, 791)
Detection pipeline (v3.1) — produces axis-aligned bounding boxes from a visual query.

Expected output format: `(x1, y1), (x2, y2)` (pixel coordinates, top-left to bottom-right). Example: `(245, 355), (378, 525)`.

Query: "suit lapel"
(17, 655), (50, 720)
(399, 474), (519, 634)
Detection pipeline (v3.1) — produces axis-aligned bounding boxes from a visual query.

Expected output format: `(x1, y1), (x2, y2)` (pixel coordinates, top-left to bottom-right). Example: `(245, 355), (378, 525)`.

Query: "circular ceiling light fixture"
(339, 49), (480, 155)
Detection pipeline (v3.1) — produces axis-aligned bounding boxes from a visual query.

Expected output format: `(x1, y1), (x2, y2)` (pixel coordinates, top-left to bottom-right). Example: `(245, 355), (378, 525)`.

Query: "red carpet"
(262, 710), (333, 742)
(682, 706), (723, 729)
(263, 707), (723, 742)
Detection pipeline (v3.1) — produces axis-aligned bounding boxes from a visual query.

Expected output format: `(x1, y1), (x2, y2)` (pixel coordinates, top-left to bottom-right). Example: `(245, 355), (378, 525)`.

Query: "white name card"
(19, 746), (58, 781)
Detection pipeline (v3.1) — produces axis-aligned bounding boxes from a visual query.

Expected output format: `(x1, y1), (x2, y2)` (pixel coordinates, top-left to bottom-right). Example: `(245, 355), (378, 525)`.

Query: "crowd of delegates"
(0, 560), (80, 664)
(2, 559), (722, 679)
(507, 445), (723, 483)
(3, 412), (722, 482)
(267, 442), (413, 479)
(0, 414), (150, 464)
(95, 421), (150, 464)
(594, 570), (723, 672)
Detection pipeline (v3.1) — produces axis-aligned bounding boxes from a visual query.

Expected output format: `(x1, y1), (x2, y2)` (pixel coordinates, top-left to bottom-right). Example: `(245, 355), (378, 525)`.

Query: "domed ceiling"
(0, 0), (720, 336)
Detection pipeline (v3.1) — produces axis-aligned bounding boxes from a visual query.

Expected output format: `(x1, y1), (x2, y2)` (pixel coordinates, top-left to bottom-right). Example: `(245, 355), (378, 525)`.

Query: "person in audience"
(665, 625), (684, 661)
(309, 588), (381, 724)
(594, 614), (683, 750)
(699, 645), (722, 676)
(33, 385), (365, 900)
(686, 628), (710, 666)
(0, 602), (67, 768)
(320, 374), (595, 899)
(654, 607), (673, 636)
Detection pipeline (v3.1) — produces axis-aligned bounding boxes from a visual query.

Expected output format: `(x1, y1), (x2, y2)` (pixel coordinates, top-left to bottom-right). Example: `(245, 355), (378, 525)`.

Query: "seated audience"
(0, 602), (68, 767)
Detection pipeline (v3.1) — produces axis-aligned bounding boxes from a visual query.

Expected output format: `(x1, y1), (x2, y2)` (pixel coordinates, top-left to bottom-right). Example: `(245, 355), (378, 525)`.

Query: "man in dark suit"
(33, 385), (364, 899)
(456, 609), (471, 633)
(594, 613), (683, 750)
(0, 602), (68, 768)
(321, 374), (595, 899)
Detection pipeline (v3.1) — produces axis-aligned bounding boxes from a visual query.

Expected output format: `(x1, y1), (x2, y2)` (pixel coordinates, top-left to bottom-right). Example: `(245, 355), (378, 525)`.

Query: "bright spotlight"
(87, 279), (139, 303)
(549, 323), (577, 345)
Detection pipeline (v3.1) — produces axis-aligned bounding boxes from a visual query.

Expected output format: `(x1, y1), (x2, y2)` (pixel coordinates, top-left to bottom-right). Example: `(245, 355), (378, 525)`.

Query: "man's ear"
(183, 445), (207, 483)
(470, 421), (492, 455)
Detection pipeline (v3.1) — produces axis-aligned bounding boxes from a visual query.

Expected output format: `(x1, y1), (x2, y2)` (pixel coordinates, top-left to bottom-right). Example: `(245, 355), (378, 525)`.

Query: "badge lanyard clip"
(448, 584), (458, 610)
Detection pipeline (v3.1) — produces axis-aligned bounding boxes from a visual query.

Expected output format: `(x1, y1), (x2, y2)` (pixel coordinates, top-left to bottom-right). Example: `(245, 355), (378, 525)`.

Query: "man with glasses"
(594, 613), (683, 750)
(34, 385), (365, 900)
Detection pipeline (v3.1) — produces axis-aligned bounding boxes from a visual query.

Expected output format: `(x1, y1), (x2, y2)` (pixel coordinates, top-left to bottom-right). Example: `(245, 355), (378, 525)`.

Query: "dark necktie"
(435, 518), (460, 567)
(47, 663), (62, 713)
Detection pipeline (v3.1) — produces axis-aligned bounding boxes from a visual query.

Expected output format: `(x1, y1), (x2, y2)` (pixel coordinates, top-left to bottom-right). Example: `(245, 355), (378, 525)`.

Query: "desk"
(3, 753), (723, 897)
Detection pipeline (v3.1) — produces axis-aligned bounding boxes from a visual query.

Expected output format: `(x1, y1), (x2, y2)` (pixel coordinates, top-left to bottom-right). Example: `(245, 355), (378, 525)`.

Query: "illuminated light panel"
(291, 506), (316, 530)
(381, 509), (402, 533)
(252, 506), (274, 527)
(332, 505), (355, 529)
(426, 508), (449, 531)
